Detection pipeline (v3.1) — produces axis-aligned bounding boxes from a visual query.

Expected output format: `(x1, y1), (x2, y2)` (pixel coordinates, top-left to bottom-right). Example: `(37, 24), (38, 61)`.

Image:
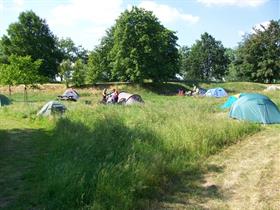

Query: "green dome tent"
(0, 94), (11, 107)
(229, 93), (280, 124)
(37, 101), (66, 116)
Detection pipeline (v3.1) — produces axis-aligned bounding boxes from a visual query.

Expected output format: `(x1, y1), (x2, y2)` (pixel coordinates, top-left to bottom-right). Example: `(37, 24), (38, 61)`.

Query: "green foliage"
(186, 33), (229, 81)
(1, 10), (59, 79)
(235, 20), (280, 83)
(57, 37), (88, 63)
(86, 28), (115, 84)
(7, 55), (43, 86)
(179, 46), (191, 79)
(111, 7), (179, 82)
(88, 7), (179, 83)
(58, 59), (72, 88)
(72, 59), (86, 87)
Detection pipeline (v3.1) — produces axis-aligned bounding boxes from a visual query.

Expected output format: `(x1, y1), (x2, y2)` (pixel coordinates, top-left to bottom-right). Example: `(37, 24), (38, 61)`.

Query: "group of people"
(178, 85), (201, 96)
(102, 88), (119, 104)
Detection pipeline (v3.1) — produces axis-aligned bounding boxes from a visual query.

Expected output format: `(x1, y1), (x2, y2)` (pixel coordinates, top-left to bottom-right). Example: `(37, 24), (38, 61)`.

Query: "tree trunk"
(8, 85), (12, 96)
(24, 85), (28, 102)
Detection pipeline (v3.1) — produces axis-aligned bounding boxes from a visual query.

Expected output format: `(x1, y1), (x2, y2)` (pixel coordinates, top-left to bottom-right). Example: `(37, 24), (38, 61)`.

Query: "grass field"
(0, 82), (279, 209)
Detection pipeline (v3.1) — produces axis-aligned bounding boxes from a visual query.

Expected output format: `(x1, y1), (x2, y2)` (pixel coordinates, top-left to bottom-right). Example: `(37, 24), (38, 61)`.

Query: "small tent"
(58, 89), (79, 101)
(117, 92), (144, 105)
(205, 87), (227, 98)
(37, 101), (66, 116)
(229, 93), (280, 124)
(0, 94), (11, 107)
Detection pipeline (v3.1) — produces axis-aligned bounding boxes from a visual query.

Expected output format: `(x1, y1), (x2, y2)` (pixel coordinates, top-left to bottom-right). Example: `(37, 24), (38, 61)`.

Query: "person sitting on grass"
(112, 89), (119, 103)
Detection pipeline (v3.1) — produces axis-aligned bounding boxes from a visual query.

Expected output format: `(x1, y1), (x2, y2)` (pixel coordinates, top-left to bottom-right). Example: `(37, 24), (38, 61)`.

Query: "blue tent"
(221, 96), (238, 109)
(205, 87), (227, 98)
(229, 93), (280, 124)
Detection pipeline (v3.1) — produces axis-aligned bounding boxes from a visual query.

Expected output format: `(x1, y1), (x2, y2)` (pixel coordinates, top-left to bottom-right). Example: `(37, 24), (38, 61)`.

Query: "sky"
(0, 0), (279, 50)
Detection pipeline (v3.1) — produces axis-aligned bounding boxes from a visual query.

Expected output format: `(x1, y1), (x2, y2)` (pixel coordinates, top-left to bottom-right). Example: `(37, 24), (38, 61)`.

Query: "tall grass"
(1, 82), (273, 209)
(36, 94), (259, 209)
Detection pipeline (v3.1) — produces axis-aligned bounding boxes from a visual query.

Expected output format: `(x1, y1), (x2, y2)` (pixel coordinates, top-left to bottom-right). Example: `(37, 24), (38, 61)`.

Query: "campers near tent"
(58, 89), (79, 101)
(205, 87), (227, 98)
(229, 93), (280, 124)
(117, 92), (144, 105)
(37, 101), (66, 116)
(0, 94), (11, 106)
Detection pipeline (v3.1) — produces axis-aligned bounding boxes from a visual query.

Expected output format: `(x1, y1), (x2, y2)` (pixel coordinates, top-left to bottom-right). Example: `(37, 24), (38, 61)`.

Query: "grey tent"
(58, 89), (79, 101)
(0, 94), (11, 107)
(37, 101), (66, 116)
(117, 92), (144, 105)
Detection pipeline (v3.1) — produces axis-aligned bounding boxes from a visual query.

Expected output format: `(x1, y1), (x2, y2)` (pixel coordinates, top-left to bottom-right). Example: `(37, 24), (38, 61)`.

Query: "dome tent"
(229, 93), (280, 124)
(205, 87), (227, 98)
(221, 93), (245, 109)
(117, 92), (144, 105)
(58, 89), (79, 101)
(0, 94), (11, 106)
(37, 101), (66, 116)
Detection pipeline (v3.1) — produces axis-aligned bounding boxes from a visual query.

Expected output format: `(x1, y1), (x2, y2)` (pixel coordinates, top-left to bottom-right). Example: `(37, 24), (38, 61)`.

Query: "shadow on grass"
(0, 116), (228, 210)
(0, 128), (51, 210)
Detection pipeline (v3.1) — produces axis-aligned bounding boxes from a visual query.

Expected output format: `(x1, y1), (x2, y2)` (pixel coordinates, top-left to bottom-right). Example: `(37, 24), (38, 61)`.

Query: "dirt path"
(160, 127), (280, 210)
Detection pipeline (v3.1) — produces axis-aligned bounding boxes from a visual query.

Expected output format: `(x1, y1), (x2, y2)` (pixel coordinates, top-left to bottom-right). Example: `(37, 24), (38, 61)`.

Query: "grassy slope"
(159, 126), (280, 210)
(0, 82), (279, 209)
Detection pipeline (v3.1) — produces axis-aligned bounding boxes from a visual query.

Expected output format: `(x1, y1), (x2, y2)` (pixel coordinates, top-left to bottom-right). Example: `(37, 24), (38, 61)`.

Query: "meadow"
(0, 82), (279, 210)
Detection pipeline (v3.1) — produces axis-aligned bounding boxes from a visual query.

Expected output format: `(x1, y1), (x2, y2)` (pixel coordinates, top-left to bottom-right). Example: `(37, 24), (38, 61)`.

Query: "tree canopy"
(183, 33), (229, 80)
(234, 20), (280, 83)
(87, 7), (179, 83)
(1, 10), (59, 79)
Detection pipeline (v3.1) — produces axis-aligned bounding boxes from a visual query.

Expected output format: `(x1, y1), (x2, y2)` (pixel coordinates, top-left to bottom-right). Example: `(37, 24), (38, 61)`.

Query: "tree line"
(0, 7), (279, 91)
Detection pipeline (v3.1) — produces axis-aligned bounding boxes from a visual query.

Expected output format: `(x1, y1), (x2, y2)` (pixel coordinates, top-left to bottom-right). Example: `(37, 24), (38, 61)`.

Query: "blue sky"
(0, 0), (279, 50)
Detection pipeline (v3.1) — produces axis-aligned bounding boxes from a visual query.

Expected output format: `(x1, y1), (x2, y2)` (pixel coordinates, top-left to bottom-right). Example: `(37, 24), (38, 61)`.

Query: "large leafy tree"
(1, 10), (59, 79)
(72, 59), (86, 87)
(234, 20), (280, 83)
(2, 55), (42, 101)
(58, 59), (72, 88)
(178, 46), (191, 79)
(57, 37), (88, 63)
(186, 33), (229, 80)
(110, 7), (179, 82)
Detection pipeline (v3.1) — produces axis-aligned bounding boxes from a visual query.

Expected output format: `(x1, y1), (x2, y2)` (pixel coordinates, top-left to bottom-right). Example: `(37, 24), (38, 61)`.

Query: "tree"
(186, 33), (229, 80)
(1, 10), (59, 79)
(234, 20), (280, 83)
(110, 7), (179, 82)
(58, 59), (72, 88)
(72, 59), (86, 87)
(5, 55), (42, 101)
(0, 64), (15, 95)
(57, 37), (88, 63)
(178, 46), (191, 79)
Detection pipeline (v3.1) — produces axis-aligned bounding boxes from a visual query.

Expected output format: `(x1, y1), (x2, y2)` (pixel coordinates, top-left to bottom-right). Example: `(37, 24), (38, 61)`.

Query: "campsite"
(0, 82), (280, 209)
(0, 1), (280, 209)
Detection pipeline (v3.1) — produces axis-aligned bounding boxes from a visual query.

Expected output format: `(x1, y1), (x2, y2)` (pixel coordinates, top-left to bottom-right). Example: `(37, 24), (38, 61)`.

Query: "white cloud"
(13, 0), (24, 8)
(197, 0), (268, 7)
(49, 0), (123, 27)
(138, 1), (199, 24)
(48, 0), (124, 49)
(252, 21), (270, 32)
(0, 0), (3, 10)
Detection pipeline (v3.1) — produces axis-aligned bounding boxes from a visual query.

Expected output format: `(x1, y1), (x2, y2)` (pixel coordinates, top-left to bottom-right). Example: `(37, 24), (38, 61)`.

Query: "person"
(178, 88), (185, 96)
(102, 88), (107, 103)
(112, 89), (119, 103)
